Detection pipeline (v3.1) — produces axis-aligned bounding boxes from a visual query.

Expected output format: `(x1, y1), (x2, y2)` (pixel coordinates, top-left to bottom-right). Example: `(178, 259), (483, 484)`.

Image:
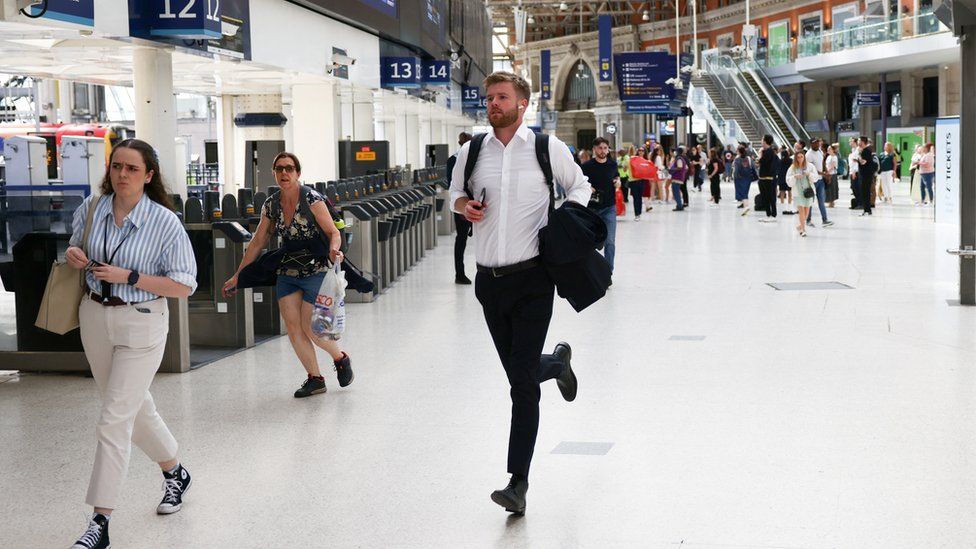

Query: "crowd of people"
(568, 133), (937, 240)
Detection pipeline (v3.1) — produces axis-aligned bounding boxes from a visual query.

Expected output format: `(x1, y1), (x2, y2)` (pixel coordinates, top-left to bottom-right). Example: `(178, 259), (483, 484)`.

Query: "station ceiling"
(0, 21), (329, 96)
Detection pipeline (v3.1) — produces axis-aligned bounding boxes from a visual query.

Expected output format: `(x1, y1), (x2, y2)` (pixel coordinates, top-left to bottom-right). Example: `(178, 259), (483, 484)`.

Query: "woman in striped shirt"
(64, 139), (197, 549)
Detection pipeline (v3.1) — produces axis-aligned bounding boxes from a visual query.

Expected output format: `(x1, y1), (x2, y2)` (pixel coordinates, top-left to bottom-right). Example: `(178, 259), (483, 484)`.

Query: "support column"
(959, 30), (975, 304)
(38, 79), (57, 124)
(133, 47), (180, 197)
(292, 83), (340, 183)
(57, 80), (72, 124)
(232, 94), (284, 191)
(858, 81), (878, 138)
(216, 95), (237, 195)
(353, 101), (375, 140)
(940, 63), (962, 117)
(900, 71), (915, 127)
(405, 112), (420, 168)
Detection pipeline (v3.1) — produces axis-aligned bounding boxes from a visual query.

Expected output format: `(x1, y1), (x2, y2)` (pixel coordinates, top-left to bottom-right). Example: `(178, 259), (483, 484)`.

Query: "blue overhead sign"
(541, 50), (552, 100)
(142, 0), (222, 38)
(625, 101), (678, 114)
(462, 86), (481, 108)
(381, 57), (422, 88)
(614, 52), (677, 102)
(598, 15), (612, 82)
(30, 0), (94, 26)
(422, 60), (451, 86)
(856, 91), (882, 107)
(128, 0), (251, 60)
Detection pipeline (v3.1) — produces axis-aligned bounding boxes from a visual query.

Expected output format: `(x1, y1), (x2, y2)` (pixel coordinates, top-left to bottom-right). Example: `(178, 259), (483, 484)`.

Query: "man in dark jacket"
(757, 134), (778, 221)
(446, 132), (473, 283)
(857, 136), (877, 216)
(581, 137), (619, 272)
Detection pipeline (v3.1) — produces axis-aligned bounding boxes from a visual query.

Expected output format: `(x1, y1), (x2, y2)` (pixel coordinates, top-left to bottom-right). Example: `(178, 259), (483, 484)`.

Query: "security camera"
(332, 52), (357, 66)
(665, 77), (678, 86)
(730, 45), (746, 55)
(680, 65), (694, 74)
(221, 20), (240, 37)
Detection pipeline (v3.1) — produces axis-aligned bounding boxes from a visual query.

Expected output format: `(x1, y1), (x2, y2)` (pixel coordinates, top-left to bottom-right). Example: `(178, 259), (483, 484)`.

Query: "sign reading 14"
(428, 63), (448, 80)
(160, 0), (220, 21)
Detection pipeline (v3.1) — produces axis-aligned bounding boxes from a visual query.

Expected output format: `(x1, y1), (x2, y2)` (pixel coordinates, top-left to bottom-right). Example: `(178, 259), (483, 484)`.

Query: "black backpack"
(462, 132), (555, 212)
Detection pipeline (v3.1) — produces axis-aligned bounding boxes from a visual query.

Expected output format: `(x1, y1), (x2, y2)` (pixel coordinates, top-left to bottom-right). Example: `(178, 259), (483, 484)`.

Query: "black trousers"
(475, 264), (567, 478)
(629, 180), (645, 216)
(710, 175), (721, 203)
(454, 213), (471, 277)
(620, 177), (629, 202)
(860, 172), (875, 213)
(758, 178), (778, 217)
(680, 181), (690, 207)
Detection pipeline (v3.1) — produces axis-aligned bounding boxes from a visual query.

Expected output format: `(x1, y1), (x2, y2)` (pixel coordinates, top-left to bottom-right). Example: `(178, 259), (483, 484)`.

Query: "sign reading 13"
(389, 60), (414, 79)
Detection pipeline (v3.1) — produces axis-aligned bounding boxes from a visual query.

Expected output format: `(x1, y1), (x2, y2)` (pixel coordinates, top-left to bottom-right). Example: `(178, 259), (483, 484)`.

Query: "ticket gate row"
(322, 166), (447, 303)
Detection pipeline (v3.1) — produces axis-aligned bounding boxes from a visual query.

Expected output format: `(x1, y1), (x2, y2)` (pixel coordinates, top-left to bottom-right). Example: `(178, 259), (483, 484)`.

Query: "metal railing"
(732, 55), (810, 145)
(758, 10), (948, 67)
(687, 82), (751, 147)
(700, 50), (791, 148)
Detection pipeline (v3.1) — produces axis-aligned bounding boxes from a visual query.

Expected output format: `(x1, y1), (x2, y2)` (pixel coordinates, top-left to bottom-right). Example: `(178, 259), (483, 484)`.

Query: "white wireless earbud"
(518, 105), (524, 110)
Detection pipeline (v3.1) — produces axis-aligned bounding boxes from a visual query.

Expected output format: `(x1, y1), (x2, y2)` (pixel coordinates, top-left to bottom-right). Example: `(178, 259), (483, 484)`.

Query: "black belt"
(88, 290), (154, 307)
(477, 257), (543, 278)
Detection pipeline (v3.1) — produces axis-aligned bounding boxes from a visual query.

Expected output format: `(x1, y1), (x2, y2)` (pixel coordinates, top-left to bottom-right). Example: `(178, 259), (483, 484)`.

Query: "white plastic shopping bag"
(311, 263), (347, 340)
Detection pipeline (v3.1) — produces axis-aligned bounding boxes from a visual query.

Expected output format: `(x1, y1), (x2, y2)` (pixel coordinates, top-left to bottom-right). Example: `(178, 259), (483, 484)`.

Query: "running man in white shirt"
(449, 72), (591, 516)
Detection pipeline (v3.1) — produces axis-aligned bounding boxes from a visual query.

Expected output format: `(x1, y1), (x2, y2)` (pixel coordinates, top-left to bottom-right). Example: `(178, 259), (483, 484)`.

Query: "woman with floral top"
(223, 152), (353, 398)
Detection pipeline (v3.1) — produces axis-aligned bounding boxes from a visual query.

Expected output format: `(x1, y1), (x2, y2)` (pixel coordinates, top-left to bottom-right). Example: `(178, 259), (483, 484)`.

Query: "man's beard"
(488, 107), (519, 129)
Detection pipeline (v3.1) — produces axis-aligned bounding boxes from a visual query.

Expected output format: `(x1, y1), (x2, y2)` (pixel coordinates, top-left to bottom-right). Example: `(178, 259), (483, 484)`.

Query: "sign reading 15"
(463, 88), (480, 100)
(160, 0), (220, 21)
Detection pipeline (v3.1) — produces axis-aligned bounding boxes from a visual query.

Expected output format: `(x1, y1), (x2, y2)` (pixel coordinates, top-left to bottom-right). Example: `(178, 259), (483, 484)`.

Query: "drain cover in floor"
(551, 442), (614, 455)
(767, 282), (853, 291)
(669, 335), (706, 341)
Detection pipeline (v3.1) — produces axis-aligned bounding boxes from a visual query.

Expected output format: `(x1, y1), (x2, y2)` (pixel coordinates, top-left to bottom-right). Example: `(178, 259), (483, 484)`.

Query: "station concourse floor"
(2, 181), (975, 549)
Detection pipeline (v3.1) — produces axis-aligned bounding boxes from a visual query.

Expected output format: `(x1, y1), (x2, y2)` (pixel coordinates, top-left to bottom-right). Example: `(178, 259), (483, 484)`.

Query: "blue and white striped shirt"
(70, 193), (197, 302)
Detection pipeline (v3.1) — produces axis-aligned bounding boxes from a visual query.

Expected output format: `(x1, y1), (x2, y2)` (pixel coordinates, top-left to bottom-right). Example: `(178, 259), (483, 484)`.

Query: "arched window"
(561, 60), (596, 111)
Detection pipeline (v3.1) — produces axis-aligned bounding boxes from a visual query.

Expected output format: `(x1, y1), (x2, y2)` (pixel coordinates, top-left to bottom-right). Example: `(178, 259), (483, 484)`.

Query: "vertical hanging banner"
(381, 57), (422, 88)
(540, 50), (552, 100)
(598, 15), (612, 82)
(422, 60), (451, 86)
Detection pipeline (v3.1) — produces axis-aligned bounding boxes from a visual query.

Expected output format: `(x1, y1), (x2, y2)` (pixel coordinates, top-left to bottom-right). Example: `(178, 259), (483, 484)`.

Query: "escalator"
(741, 72), (795, 144)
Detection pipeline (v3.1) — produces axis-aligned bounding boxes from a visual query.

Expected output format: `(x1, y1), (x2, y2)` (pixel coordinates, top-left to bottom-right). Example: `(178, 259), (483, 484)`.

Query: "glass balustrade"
(796, 11), (947, 59)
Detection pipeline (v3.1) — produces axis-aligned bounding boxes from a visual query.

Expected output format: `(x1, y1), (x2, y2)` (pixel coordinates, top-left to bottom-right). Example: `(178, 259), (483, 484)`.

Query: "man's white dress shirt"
(806, 149), (824, 180)
(449, 123), (591, 268)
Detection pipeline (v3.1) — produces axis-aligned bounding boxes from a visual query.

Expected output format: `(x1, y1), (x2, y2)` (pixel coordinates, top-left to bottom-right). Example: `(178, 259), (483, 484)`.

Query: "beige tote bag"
(35, 195), (103, 335)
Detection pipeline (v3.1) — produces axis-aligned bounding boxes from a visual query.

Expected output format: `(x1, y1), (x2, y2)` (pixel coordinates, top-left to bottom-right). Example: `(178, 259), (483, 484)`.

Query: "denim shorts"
(276, 273), (325, 304)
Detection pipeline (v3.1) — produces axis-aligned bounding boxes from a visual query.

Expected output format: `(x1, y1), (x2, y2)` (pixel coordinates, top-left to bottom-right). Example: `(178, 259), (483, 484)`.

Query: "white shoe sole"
(157, 477), (191, 515)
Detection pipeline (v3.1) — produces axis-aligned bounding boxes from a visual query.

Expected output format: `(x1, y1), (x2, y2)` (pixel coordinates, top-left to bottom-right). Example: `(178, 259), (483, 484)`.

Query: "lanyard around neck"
(103, 213), (136, 266)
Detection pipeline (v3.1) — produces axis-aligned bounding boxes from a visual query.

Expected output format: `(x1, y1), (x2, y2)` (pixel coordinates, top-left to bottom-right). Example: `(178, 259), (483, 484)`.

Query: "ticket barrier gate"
(221, 192), (285, 337)
(180, 196), (255, 369)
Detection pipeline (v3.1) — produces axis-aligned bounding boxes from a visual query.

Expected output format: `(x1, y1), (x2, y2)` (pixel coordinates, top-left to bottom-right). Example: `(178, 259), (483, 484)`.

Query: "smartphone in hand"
(85, 260), (105, 271)
(473, 187), (486, 210)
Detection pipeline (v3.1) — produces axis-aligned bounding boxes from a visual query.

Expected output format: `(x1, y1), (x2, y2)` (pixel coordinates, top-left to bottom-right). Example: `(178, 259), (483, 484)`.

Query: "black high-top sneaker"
(157, 464), (192, 515)
(295, 375), (327, 398)
(334, 353), (354, 387)
(490, 475), (528, 515)
(70, 513), (110, 549)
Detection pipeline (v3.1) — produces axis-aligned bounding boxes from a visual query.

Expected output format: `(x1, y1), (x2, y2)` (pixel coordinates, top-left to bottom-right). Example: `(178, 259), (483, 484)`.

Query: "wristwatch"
(127, 270), (140, 286)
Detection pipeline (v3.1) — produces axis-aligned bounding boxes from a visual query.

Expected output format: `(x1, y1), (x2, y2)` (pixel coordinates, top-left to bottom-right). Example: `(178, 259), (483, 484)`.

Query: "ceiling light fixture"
(528, 14), (535, 24)
(559, 2), (568, 10)
(642, 10), (650, 21)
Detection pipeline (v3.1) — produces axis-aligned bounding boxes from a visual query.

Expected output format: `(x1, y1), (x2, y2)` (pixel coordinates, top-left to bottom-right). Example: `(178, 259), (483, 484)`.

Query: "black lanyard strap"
(102, 214), (136, 266)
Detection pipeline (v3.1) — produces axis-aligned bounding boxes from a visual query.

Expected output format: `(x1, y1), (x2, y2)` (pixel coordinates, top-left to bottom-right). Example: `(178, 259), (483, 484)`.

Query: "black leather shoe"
(553, 342), (577, 402)
(455, 274), (472, 285)
(490, 475), (528, 515)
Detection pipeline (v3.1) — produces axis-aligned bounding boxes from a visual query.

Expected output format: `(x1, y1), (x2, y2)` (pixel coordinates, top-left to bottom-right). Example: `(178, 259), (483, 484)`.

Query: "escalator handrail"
(734, 57), (811, 144)
(700, 52), (791, 147)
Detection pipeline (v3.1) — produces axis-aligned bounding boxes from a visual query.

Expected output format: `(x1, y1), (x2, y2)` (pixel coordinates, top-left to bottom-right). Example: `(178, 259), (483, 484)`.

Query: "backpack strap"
(534, 132), (555, 213)
(462, 133), (489, 199)
(297, 185), (340, 255)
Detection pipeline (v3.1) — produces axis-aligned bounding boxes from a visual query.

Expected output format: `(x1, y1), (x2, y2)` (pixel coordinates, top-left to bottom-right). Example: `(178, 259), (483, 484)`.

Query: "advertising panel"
(935, 116), (960, 225)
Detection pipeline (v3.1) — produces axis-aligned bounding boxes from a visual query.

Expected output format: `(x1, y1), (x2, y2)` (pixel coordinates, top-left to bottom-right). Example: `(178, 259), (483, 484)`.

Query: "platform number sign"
(148, 0), (222, 38)
(422, 60), (451, 86)
(382, 57), (422, 88)
(462, 86), (481, 108)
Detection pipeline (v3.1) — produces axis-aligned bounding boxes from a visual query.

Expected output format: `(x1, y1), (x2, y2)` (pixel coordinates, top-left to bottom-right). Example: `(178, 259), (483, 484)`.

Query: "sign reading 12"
(160, 0), (220, 21)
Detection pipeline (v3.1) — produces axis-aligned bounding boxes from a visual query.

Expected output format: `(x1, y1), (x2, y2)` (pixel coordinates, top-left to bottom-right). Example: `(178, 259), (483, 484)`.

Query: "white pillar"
(292, 83), (340, 182)
(216, 95), (238, 195)
(394, 113), (408, 167)
(38, 79), (57, 124)
(353, 101), (374, 140)
(231, 94), (284, 191)
(57, 80), (72, 124)
(406, 113), (421, 168)
(133, 47), (181, 197)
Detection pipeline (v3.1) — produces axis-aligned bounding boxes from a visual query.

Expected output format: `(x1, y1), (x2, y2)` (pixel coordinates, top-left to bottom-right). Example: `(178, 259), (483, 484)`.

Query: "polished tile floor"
(2, 182), (975, 549)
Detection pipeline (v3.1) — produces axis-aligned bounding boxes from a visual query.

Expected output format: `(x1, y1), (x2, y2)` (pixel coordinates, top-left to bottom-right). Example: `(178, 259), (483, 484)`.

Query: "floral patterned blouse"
(261, 190), (329, 278)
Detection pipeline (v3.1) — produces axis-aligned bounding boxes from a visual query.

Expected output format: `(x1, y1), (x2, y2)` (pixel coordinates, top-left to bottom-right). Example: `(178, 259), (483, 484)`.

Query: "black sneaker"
(490, 475), (528, 515)
(553, 342), (577, 402)
(157, 464), (191, 515)
(334, 353), (354, 387)
(70, 514), (109, 549)
(294, 375), (327, 398)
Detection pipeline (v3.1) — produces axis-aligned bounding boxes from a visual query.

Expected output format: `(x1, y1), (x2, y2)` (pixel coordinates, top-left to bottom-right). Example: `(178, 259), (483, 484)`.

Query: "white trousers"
(79, 296), (177, 509)
(879, 171), (894, 199)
